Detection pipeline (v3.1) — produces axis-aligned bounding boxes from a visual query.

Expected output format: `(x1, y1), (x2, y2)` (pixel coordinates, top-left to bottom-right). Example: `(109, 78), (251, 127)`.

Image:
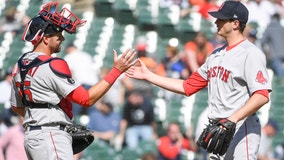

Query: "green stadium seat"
(190, 88), (208, 131)
(156, 7), (180, 38)
(5, 0), (21, 9)
(94, 0), (114, 17)
(200, 18), (214, 40)
(113, 0), (136, 24)
(155, 37), (171, 59)
(175, 16), (197, 44)
(25, 1), (42, 17)
(135, 7), (157, 31)
(269, 77), (284, 149)
(83, 140), (118, 160)
(0, 103), (4, 116)
(134, 1), (158, 31)
(120, 147), (140, 160)
(138, 140), (158, 155)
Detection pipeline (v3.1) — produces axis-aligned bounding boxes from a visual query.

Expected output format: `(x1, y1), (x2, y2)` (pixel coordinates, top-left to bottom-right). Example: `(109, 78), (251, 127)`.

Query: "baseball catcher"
(196, 118), (236, 156)
(10, 1), (137, 159)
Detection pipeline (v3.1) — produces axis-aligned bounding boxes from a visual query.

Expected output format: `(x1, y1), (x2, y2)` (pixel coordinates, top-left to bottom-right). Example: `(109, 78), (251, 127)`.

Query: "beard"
(52, 43), (61, 53)
(55, 45), (61, 53)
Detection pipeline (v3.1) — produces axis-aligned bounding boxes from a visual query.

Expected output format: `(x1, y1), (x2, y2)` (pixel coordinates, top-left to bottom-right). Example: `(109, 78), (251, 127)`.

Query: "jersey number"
(15, 81), (34, 103)
(15, 67), (38, 103)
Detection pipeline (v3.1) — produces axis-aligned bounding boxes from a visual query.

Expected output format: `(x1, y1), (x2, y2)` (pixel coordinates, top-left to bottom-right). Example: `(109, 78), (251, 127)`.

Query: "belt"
(29, 102), (50, 108)
(209, 113), (257, 124)
(26, 124), (67, 131)
(27, 102), (58, 108)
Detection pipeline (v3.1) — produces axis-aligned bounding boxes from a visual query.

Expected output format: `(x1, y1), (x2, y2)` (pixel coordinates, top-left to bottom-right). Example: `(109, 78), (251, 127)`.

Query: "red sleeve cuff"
(253, 90), (269, 99)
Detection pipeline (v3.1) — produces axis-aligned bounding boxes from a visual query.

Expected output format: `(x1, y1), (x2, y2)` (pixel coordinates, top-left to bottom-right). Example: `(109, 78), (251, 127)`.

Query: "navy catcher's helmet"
(22, 2), (86, 45)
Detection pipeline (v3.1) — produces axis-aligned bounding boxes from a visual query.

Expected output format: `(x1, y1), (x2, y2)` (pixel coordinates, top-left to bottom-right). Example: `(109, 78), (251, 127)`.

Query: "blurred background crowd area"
(0, 0), (284, 160)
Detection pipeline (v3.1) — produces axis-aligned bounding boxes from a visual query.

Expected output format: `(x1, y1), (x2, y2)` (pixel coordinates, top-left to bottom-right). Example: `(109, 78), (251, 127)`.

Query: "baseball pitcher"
(126, 1), (271, 160)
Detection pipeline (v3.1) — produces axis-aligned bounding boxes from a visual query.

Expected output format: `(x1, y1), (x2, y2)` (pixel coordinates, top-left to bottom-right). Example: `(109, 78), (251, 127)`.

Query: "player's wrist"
(103, 67), (122, 84)
(227, 117), (238, 123)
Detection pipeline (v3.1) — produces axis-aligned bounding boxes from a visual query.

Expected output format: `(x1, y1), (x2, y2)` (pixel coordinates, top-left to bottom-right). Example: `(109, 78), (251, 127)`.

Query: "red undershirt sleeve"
(66, 86), (90, 107)
(183, 71), (208, 96)
(253, 90), (269, 99)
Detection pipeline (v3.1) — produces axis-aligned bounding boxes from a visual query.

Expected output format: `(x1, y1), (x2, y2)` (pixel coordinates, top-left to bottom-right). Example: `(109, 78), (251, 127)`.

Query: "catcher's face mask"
(22, 2), (86, 45)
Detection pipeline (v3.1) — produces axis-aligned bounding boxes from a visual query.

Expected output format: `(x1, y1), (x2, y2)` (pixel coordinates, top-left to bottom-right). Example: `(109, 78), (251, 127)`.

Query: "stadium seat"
(0, 103), (4, 116)
(120, 147), (140, 160)
(190, 88), (208, 131)
(113, 0), (136, 24)
(155, 37), (171, 59)
(156, 7), (180, 38)
(4, 0), (20, 9)
(94, 0), (114, 17)
(134, 1), (158, 31)
(268, 77), (284, 148)
(138, 140), (158, 156)
(175, 14), (200, 44)
(83, 140), (118, 160)
(25, 1), (42, 17)
(165, 98), (184, 123)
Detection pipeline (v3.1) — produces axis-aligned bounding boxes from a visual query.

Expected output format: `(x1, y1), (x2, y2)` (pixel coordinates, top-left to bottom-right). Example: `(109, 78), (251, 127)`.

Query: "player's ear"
(42, 35), (50, 45)
(232, 20), (240, 30)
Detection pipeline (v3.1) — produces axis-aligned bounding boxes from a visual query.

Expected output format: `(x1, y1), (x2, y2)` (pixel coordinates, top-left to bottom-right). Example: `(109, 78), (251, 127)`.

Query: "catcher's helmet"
(22, 15), (63, 45)
(22, 2), (86, 45)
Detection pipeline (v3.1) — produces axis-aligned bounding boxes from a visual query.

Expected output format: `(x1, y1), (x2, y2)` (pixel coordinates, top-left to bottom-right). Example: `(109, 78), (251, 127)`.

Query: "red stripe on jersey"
(244, 121), (249, 160)
(30, 66), (39, 77)
(49, 132), (60, 159)
(183, 71), (208, 96)
(49, 59), (72, 77)
(226, 39), (246, 51)
(66, 86), (90, 107)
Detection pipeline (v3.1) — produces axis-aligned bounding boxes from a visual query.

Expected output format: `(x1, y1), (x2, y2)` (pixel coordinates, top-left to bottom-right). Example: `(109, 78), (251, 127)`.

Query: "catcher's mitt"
(196, 118), (236, 156)
(66, 124), (95, 154)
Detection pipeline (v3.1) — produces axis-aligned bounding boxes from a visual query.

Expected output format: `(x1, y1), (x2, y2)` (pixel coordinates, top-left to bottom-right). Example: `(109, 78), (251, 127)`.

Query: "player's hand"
(125, 58), (151, 80)
(113, 49), (137, 72)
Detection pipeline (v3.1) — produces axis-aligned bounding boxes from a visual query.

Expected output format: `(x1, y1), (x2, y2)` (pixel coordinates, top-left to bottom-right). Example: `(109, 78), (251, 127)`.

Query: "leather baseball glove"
(196, 118), (236, 156)
(66, 124), (95, 154)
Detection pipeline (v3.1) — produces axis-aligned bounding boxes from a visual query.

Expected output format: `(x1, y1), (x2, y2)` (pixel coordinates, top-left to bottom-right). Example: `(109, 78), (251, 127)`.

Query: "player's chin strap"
(17, 52), (59, 107)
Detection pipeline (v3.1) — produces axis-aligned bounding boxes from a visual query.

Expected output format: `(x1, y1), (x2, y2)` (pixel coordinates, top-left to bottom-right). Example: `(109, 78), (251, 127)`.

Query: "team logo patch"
(23, 59), (32, 65)
(67, 78), (75, 84)
(255, 71), (267, 84)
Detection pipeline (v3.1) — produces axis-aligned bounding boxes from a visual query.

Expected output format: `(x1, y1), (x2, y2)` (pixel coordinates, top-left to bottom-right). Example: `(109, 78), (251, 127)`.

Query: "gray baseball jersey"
(10, 52), (80, 127)
(197, 39), (271, 159)
(198, 39), (271, 119)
